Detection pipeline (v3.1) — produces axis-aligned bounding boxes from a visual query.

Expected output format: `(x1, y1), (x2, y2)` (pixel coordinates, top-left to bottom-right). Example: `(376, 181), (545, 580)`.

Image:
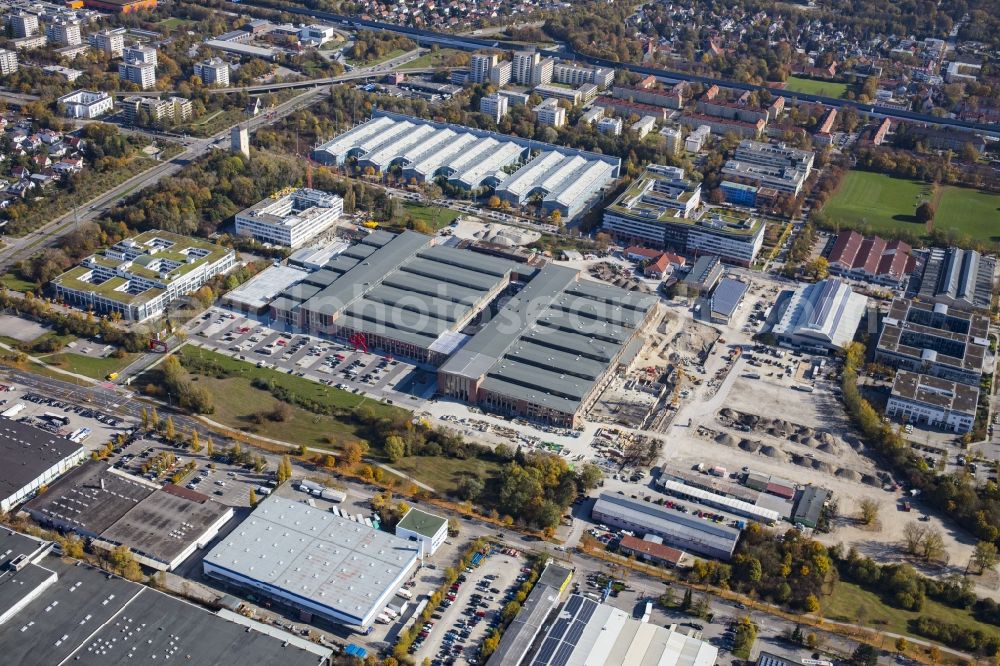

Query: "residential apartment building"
(886, 370), (978, 433)
(119, 61), (156, 90)
(122, 96), (192, 127)
(45, 19), (81, 46)
(58, 90), (113, 118)
(468, 52), (498, 84)
(552, 62), (614, 88)
(685, 125), (711, 152)
(632, 115), (656, 139)
(597, 117), (622, 136)
(511, 50), (539, 84)
(534, 98), (565, 127)
(5, 11), (38, 38)
(533, 84), (580, 105)
(194, 57), (230, 86)
(532, 57), (554, 85)
(91, 28), (125, 57)
(235, 188), (344, 247)
(489, 60), (511, 87)
(0, 48), (18, 76)
(123, 44), (157, 66)
(661, 127), (682, 155)
(480, 92), (508, 123)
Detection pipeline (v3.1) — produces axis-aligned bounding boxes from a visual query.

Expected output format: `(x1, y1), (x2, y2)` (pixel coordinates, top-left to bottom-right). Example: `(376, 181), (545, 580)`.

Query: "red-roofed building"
(619, 534), (687, 568)
(827, 230), (914, 286)
(625, 245), (665, 261)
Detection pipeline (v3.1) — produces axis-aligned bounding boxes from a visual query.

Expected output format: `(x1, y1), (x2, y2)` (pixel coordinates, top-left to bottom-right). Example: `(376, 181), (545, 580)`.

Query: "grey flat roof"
(891, 370), (979, 414)
(204, 495), (419, 628)
(100, 485), (232, 566)
(225, 265), (309, 310)
(710, 278), (748, 318)
(0, 419), (84, 504)
(0, 553), (326, 666)
(24, 461), (154, 535)
(487, 564), (567, 666)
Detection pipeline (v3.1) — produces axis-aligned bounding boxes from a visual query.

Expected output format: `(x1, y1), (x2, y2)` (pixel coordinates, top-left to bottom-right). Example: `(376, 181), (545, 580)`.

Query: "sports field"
(783, 76), (850, 99)
(822, 171), (1000, 242)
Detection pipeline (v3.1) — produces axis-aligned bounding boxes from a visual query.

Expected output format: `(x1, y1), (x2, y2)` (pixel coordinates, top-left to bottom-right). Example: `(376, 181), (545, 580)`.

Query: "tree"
(895, 637), (908, 654)
(277, 455), (293, 484)
(576, 463), (603, 491)
(108, 545), (135, 574)
(902, 521), (927, 555)
(850, 644), (878, 666)
(189, 429), (202, 453)
(447, 518), (460, 537)
(457, 475), (484, 501)
(150, 407), (160, 430)
(915, 201), (935, 225)
(680, 587), (693, 610)
(323, 454), (336, 469)
(973, 541), (998, 574)
(206, 436), (214, 458)
(859, 498), (880, 526)
(806, 256), (829, 280)
(921, 527), (947, 563)
(249, 488), (258, 507)
(732, 617), (757, 659)
(384, 435), (406, 463)
(804, 594), (820, 613)
(488, 195), (501, 208)
(60, 535), (85, 559)
(164, 416), (175, 441)
(928, 646), (941, 663)
(344, 441), (367, 466)
(140, 408), (149, 431)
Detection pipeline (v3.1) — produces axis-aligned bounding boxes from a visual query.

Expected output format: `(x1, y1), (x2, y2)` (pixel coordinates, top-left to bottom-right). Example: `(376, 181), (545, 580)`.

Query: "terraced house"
(52, 231), (236, 321)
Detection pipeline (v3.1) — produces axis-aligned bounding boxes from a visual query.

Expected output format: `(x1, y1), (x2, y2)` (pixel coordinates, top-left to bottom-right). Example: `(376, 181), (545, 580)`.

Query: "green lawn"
(826, 581), (1000, 644)
(175, 346), (406, 450)
(0, 272), (39, 293)
(348, 48), (407, 67)
(784, 76), (851, 98)
(45, 352), (139, 380)
(157, 17), (190, 29)
(404, 48), (464, 69)
(822, 171), (1000, 242)
(389, 454), (502, 497)
(399, 202), (461, 230)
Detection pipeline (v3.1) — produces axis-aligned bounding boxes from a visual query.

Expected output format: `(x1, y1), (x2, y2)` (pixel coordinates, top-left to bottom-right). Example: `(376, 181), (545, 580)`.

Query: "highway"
(241, 0), (1000, 139)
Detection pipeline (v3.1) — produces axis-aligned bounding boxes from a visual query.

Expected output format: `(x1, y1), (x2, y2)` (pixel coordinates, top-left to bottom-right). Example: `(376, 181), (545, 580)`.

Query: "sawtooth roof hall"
(267, 230), (659, 426)
(313, 111), (621, 221)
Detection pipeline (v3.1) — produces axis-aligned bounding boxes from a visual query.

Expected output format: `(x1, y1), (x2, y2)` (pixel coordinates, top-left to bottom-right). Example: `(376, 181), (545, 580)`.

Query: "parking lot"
(2, 385), (133, 449)
(414, 545), (529, 665)
(187, 308), (427, 406)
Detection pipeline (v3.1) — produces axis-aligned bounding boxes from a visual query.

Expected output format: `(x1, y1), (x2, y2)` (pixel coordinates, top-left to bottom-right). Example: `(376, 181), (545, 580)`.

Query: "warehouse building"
(487, 563), (573, 666)
(592, 492), (740, 560)
(792, 486), (830, 529)
(269, 230), (521, 365)
(603, 164), (764, 266)
(917, 247), (996, 311)
(222, 264), (309, 315)
(395, 507), (449, 558)
(708, 277), (748, 324)
(438, 263), (659, 427)
(875, 298), (989, 385)
(886, 370), (979, 433)
(51, 230), (236, 322)
(313, 112), (619, 221)
(0, 420), (86, 514)
(659, 479), (780, 525)
(771, 278), (867, 352)
(204, 495), (420, 630)
(526, 594), (718, 666)
(618, 534), (687, 568)
(0, 529), (330, 665)
(826, 230), (914, 287)
(25, 462), (234, 571)
(235, 188), (344, 248)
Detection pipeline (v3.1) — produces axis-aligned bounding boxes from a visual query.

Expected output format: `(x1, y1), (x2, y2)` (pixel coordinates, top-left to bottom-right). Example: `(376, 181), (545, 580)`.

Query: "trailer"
(396, 588), (413, 600)
(1, 403), (25, 419)
(320, 488), (346, 502)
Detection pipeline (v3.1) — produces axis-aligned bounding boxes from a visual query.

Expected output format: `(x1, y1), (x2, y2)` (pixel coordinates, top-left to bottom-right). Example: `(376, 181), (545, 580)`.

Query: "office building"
(45, 19), (82, 47)
(394, 507), (449, 557)
(592, 492), (740, 560)
(721, 140), (814, 196)
(0, 529), (329, 665)
(469, 52), (498, 84)
(52, 230), (236, 321)
(314, 112), (618, 221)
(193, 56), (230, 86)
(480, 92), (508, 123)
(603, 164), (764, 266)
(886, 370), (978, 433)
(118, 61), (155, 89)
(772, 278), (867, 352)
(5, 11), (38, 38)
(917, 247), (996, 311)
(90, 27), (125, 57)
(875, 298), (989, 385)
(123, 44), (157, 66)
(298, 23), (336, 47)
(490, 60), (512, 86)
(720, 181), (758, 207)
(826, 230), (914, 286)
(204, 495), (420, 630)
(0, 48), (18, 75)
(58, 90), (113, 118)
(235, 188), (344, 248)
(0, 420), (86, 514)
(535, 98), (565, 127)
